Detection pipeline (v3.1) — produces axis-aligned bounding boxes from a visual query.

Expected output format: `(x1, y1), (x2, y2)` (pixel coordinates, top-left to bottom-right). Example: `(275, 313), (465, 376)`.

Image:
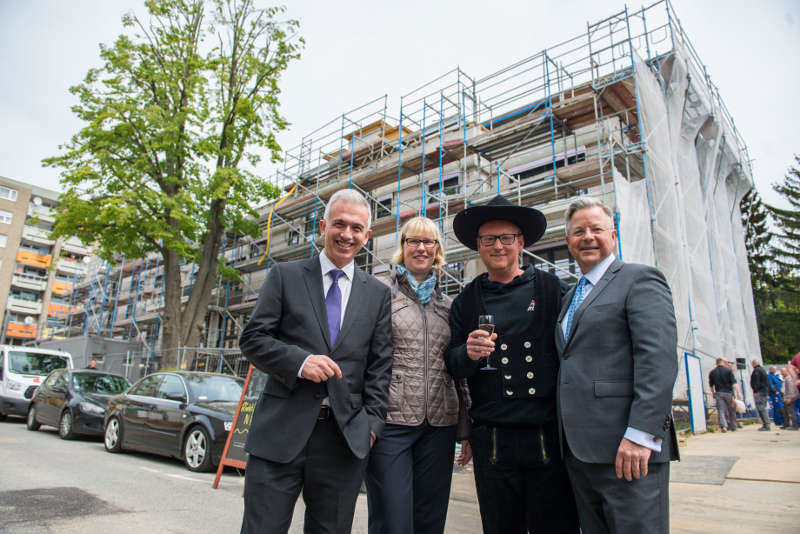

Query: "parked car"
(26, 369), (131, 439)
(103, 371), (244, 472)
(1, 345), (73, 420)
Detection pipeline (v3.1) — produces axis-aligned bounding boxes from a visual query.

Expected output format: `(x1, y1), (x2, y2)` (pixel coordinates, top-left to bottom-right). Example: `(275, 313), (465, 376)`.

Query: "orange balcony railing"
(6, 322), (37, 339)
(17, 250), (52, 268)
(51, 281), (74, 296)
(48, 303), (80, 317)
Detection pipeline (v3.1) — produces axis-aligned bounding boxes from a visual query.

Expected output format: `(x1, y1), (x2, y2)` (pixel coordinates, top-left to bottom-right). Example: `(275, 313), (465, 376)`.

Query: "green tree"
(740, 188), (773, 294)
(44, 0), (303, 366)
(770, 155), (800, 273)
(756, 273), (800, 363)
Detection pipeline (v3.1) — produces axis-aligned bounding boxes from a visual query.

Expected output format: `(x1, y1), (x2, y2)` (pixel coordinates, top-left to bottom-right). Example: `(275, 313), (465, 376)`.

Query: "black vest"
(457, 267), (563, 425)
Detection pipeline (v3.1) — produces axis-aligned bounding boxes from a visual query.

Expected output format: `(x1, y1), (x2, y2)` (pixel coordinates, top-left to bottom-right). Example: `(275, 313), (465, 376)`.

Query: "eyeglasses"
(568, 226), (611, 238)
(477, 233), (522, 247)
(404, 237), (438, 249)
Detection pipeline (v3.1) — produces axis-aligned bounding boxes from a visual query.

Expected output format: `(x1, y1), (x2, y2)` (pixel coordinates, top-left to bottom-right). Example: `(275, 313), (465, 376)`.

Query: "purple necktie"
(326, 269), (344, 346)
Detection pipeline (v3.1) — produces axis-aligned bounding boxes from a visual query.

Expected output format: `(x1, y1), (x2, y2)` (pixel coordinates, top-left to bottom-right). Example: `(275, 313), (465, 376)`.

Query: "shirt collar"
(580, 254), (615, 287)
(320, 249), (354, 281)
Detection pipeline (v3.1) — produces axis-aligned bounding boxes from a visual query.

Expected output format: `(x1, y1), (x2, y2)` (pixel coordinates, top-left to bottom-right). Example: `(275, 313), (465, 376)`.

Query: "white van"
(0, 345), (73, 419)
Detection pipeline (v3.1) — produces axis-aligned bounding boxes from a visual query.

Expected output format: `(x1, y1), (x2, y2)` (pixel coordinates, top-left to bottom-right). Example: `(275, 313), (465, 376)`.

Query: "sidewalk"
(288, 422), (800, 533)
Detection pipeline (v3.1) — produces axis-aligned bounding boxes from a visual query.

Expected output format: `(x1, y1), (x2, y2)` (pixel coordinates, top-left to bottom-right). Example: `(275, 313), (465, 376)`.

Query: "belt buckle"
(317, 405), (331, 421)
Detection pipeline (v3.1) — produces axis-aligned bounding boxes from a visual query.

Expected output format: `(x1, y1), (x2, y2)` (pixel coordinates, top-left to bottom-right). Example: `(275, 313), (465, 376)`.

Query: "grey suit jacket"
(239, 255), (393, 462)
(555, 259), (679, 464)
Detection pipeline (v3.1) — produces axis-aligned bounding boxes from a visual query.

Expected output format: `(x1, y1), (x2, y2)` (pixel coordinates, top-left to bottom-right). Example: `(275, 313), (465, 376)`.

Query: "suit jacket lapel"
(333, 267), (366, 351)
(570, 259), (622, 333)
(564, 258), (623, 348)
(302, 256), (332, 350)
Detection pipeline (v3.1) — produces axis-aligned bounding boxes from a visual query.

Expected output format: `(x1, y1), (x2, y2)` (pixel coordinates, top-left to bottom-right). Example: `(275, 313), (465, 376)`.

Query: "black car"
(103, 371), (244, 472)
(26, 369), (131, 439)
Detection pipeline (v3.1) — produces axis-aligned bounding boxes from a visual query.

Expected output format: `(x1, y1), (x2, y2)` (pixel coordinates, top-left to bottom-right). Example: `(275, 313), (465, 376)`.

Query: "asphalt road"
(0, 417), (482, 533)
(0, 417), (246, 533)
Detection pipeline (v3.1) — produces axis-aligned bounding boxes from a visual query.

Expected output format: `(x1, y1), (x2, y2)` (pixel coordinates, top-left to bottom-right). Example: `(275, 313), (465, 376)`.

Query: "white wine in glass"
(477, 314), (496, 371)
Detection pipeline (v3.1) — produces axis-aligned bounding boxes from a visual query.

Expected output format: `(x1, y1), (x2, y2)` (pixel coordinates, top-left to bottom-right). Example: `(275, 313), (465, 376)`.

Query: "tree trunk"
(180, 197), (227, 350)
(160, 248), (184, 369)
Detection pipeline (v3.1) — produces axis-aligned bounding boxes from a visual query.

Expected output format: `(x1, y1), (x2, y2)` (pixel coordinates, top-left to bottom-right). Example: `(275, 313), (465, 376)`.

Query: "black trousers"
(365, 422), (456, 534)
(241, 416), (366, 534)
(470, 421), (579, 534)
(564, 449), (670, 534)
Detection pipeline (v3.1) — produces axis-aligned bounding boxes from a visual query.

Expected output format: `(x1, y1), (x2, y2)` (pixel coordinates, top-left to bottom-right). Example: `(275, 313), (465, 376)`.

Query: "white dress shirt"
(297, 250), (355, 377)
(562, 254), (662, 453)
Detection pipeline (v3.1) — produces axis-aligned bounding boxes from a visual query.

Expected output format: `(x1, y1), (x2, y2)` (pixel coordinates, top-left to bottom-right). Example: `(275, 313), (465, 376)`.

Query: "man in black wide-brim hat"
(444, 195), (579, 534)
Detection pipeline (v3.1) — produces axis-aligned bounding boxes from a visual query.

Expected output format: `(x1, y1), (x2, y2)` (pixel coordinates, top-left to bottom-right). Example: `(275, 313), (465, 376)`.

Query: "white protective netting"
(618, 43), (760, 399)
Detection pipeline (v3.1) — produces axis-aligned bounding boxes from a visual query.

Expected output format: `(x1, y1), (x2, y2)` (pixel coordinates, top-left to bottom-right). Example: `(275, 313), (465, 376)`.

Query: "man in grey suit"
(239, 189), (393, 534)
(556, 197), (679, 534)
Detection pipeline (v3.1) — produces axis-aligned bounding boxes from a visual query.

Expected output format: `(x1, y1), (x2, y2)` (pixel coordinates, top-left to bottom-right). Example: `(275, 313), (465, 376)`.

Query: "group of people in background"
(709, 355), (800, 432)
(766, 359), (800, 430)
(237, 189), (680, 534)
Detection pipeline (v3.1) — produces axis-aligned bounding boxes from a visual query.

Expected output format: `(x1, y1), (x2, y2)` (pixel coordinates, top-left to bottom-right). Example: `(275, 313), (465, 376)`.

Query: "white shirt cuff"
(298, 355), (313, 378)
(624, 427), (662, 453)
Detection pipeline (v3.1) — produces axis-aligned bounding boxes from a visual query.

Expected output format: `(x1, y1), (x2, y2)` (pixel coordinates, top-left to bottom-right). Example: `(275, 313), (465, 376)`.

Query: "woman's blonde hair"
(390, 216), (446, 269)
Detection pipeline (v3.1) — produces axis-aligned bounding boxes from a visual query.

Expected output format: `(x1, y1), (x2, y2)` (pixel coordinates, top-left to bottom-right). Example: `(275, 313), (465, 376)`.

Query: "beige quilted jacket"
(379, 269), (470, 437)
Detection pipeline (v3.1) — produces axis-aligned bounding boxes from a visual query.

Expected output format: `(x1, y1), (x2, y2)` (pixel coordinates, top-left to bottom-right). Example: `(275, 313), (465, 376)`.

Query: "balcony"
(48, 303), (81, 318)
(7, 296), (43, 314)
(56, 258), (86, 276)
(51, 280), (74, 296)
(61, 236), (90, 256)
(11, 273), (47, 292)
(17, 250), (52, 269)
(27, 204), (55, 223)
(5, 321), (37, 340)
(21, 226), (55, 246)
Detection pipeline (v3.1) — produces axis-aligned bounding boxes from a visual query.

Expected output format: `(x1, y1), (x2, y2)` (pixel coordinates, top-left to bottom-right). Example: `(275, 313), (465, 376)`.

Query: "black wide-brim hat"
(453, 195), (547, 250)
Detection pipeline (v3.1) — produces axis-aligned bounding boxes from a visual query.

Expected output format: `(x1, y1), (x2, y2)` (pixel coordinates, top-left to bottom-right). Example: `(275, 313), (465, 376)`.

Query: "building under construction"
(54, 1), (759, 406)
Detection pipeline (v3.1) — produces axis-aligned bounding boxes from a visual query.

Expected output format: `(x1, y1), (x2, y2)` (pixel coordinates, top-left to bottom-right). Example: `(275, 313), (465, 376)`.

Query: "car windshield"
(72, 373), (131, 394)
(8, 351), (69, 376)
(185, 374), (243, 402)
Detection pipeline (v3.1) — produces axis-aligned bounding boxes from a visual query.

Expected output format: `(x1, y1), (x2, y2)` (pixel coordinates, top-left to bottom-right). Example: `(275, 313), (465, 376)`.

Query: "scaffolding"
(59, 0), (758, 394)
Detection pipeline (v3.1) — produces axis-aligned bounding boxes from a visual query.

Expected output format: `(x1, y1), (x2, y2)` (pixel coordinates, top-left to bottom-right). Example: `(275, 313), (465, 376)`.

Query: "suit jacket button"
(524, 355), (533, 363)
(501, 357), (509, 365)
(505, 389), (514, 396)
(500, 343), (508, 351)
(526, 372), (534, 379)
(528, 388), (536, 395)
(504, 374), (512, 380)
(523, 341), (532, 348)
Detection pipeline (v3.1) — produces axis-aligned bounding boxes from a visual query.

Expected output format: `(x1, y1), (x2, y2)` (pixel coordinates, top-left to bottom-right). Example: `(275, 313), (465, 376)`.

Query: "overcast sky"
(1, 0), (798, 209)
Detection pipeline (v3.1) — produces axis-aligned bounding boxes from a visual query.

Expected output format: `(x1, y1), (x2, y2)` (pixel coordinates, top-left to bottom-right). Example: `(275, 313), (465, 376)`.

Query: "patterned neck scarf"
(396, 265), (437, 305)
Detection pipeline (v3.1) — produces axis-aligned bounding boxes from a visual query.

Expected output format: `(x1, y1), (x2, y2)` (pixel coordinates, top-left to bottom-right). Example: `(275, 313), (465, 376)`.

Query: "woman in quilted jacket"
(365, 216), (470, 534)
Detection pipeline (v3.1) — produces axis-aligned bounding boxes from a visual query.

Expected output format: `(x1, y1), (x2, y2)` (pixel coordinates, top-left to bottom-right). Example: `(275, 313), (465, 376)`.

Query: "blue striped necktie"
(564, 277), (588, 342)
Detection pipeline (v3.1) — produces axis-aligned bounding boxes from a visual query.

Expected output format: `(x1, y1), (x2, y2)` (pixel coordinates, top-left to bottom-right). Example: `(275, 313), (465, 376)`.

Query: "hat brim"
(453, 204), (547, 250)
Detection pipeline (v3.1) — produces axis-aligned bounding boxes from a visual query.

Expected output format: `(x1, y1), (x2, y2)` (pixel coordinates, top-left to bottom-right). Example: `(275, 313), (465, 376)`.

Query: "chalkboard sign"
(213, 364), (268, 488)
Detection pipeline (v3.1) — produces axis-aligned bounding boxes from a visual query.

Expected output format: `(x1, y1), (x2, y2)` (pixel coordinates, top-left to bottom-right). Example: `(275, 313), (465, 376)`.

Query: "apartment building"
(0, 176), (91, 345)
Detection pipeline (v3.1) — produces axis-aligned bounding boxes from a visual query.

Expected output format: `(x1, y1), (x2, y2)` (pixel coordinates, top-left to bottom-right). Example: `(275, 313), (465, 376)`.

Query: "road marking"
(138, 466), (206, 483)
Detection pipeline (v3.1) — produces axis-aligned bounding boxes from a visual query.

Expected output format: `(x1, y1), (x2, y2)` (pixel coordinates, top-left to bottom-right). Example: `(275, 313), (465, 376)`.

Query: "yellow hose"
(257, 183), (298, 266)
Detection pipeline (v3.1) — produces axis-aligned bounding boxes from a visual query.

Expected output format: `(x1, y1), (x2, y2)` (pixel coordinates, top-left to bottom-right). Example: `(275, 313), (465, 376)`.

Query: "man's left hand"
(615, 437), (651, 482)
(370, 434), (376, 448)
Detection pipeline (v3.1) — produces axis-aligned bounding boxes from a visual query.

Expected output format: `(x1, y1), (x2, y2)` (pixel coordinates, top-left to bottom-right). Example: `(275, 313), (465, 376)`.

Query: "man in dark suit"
(239, 189), (393, 534)
(556, 197), (679, 534)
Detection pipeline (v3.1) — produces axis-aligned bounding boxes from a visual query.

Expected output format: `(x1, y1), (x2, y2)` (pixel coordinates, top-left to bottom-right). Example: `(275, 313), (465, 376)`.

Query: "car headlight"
(79, 401), (105, 415)
(223, 421), (232, 432)
(8, 379), (24, 391)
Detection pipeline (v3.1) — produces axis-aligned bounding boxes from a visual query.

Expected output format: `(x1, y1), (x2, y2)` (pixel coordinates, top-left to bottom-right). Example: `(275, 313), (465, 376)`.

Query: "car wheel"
(183, 426), (213, 472)
(104, 416), (124, 453)
(59, 410), (76, 440)
(26, 405), (41, 431)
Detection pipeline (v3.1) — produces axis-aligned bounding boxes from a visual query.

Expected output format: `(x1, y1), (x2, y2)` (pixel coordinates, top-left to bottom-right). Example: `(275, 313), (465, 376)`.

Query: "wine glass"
(477, 314), (496, 371)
